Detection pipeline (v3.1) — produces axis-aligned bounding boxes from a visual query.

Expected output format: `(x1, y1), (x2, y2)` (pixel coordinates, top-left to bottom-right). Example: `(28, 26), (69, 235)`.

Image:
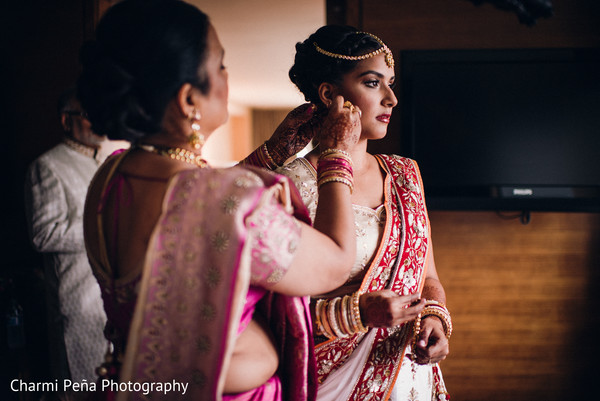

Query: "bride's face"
(197, 24), (229, 135)
(334, 54), (398, 141)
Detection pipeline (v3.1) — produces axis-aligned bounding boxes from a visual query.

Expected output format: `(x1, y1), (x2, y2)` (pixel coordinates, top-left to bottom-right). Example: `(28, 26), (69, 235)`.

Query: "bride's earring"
(188, 109), (205, 151)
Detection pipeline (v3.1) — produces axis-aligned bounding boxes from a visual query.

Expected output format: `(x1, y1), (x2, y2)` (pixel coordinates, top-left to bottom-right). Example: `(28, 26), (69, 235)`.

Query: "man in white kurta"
(24, 88), (109, 384)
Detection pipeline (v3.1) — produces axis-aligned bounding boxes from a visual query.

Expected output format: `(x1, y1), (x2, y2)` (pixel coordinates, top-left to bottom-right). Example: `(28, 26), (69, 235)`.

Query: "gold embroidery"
(193, 224), (204, 237)
(267, 269), (284, 283)
(176, 301), (187, 313)
(196, 336), (211, 353)
(184, 277), (196, 289)
(205, 267), (221, 288)
(184, 250), (196, 262)
(193, 198), (206, 211)
(175, 328), (189, 340)
(221, 195), (240, 214)
(234, 177), (252, 188)
(191, 369), (206, 386)
(211, 231), (229, 252)
(200, 302), (216, 320)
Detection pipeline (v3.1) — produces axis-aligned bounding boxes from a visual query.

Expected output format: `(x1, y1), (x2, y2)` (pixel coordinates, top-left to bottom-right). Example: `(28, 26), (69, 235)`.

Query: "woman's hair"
(289, 26), (386, 105)
(77, 0), (210, 141)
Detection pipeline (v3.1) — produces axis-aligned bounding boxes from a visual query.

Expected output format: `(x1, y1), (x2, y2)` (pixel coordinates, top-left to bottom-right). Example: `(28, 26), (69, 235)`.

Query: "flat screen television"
(398, 48), (600, 212)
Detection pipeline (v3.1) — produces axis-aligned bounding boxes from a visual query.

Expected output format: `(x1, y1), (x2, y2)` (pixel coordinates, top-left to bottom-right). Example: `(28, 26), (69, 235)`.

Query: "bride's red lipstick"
(376, 114), (391, 123)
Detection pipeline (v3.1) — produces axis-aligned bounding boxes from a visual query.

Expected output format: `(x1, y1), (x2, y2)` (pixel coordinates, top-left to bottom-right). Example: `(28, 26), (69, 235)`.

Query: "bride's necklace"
(137, 143), (208, 168)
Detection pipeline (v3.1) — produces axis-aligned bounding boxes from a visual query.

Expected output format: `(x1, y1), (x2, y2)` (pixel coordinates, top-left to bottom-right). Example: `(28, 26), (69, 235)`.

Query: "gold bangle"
(320, 148), (352, 160)
(350, 292), (368, 333)
(421, 301), (452, 339)
(328, 297), (347, 338)
(424, 299), (448, 309)
(314, 298), (325, 336)
(261, 142), (278, 169)
(339, 295), (353, 335)
(319, 299), (335, 339)
(317, 176), (354, 193)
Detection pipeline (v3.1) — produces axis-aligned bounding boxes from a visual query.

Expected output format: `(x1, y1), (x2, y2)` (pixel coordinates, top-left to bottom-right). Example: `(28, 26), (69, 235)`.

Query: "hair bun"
(77, 0), (211, 142)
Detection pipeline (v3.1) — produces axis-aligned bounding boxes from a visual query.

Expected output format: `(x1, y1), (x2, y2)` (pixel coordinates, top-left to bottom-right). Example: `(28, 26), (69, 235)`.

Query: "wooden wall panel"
(327, 0), (600, 399)
(430, 211), (600, 400)
(251, 108), (293, 148)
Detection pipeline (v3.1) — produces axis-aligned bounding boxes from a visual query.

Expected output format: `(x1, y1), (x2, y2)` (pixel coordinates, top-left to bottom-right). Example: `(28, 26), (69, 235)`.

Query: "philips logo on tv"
(513, 188), (534, 196)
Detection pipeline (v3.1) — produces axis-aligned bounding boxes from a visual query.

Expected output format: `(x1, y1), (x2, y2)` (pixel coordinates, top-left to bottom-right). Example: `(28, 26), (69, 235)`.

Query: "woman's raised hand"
(265, 103), (319, 165)
(359, 290), (425, 328)
(317, 96), (362, 151)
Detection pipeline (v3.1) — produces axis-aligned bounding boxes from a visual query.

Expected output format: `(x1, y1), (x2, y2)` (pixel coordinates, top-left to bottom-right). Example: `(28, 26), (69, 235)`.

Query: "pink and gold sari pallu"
(118, 166), (316, 401)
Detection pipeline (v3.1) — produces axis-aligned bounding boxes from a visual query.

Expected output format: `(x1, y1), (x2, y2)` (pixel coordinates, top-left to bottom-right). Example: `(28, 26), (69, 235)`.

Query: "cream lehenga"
(279, 154), (449, 401)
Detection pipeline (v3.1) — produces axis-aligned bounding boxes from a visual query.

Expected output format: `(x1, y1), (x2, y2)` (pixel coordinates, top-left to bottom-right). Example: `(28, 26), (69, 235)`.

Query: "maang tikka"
(188, 109), (205, 151)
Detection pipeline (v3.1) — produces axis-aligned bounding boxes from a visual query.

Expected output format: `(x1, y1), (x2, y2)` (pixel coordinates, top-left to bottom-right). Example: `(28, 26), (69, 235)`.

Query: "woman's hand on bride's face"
(316, 96), (361, 151)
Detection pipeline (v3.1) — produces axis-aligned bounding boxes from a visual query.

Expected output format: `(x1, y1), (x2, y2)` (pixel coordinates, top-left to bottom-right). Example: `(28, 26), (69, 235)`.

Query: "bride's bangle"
(317, 148), (354, 193)
(420, 300), (452, 339)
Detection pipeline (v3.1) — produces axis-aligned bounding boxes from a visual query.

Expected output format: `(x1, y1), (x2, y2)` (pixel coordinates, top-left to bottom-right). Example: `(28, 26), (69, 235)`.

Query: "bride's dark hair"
(77, 0), (210, 142)
(289, 25), (384, 105)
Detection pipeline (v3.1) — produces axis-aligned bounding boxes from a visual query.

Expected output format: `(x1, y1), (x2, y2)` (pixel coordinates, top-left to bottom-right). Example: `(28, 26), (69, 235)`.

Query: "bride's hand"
(359, 291), (425, 328)
(316, 96), (361, 151)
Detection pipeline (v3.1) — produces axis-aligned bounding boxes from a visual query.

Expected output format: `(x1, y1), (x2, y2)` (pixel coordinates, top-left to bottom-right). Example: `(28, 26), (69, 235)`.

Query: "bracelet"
(313, 292), (368, 339)
(318, 298), (335, 339)
(317, 148), (354, 193)
(414, 300), (452, 340)
(339, 295), (353, 335)
(240, 142), (278, 170)
(350, 291), (368, 333)
(314, 298), (326, 336)
(320, 148), (352, 159)
(328, 297), (347, 338)
(261, 142), (278, 168)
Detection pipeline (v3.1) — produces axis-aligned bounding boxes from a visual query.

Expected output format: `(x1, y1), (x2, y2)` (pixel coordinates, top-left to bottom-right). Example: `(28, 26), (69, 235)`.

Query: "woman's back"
(84, 150), (196, 358)
(85, 149), (194, 281)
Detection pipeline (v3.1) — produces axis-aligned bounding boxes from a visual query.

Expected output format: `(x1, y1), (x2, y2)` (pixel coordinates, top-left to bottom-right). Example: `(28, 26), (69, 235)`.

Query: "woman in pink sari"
(78, 1), (361, 400)
(278, 26), (452, 400)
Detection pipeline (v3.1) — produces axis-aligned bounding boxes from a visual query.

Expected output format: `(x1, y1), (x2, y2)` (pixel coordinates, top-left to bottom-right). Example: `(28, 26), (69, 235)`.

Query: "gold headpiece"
(313, 32), (394, 69)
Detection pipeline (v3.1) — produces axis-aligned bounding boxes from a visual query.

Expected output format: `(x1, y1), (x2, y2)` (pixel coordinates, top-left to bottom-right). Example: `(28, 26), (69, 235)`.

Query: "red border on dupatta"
(314, 155), (430, 400)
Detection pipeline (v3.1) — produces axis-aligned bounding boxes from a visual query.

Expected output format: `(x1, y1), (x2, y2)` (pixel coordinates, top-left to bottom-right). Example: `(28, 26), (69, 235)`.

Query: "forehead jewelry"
(313, 32), (395, 69)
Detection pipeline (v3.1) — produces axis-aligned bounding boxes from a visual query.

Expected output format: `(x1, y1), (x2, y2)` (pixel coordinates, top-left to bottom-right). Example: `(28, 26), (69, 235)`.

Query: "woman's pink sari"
(89, 160), (316, 401)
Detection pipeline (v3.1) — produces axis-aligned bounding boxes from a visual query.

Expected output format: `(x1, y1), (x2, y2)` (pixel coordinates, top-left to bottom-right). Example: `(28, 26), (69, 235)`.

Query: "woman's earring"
(188, 109), (205, 151)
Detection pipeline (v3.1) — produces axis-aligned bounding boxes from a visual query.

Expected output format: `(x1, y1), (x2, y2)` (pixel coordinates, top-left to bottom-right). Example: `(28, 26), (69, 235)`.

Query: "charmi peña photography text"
(10, 379), (189, 396)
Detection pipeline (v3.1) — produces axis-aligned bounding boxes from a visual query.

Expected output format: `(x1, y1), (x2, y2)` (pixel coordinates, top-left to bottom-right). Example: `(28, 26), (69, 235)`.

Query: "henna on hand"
(266, 103), (318, 165)
(316, 96), (361, 151)
(413, 316), (450, 365)
(360, 290), (424, 328)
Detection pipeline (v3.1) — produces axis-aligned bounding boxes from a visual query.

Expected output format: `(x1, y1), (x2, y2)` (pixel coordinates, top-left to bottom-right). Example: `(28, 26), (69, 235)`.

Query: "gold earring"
(188, 109), (205, 151)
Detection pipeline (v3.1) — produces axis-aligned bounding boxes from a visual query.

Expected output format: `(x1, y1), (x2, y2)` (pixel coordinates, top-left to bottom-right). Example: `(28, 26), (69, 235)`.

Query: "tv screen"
(399, 48), (600, 212)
